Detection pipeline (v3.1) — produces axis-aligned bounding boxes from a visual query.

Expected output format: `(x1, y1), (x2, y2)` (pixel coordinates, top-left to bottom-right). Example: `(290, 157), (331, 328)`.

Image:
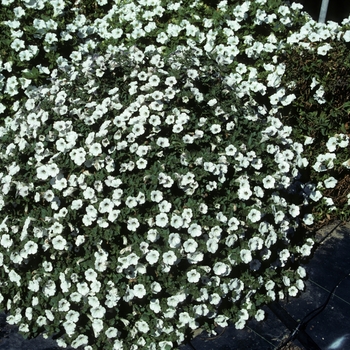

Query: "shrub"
(0, 1), (349, 349)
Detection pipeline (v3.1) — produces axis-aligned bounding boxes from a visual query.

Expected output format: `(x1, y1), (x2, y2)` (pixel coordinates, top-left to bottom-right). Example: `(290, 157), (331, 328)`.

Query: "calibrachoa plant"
(0, 0), (350, 349)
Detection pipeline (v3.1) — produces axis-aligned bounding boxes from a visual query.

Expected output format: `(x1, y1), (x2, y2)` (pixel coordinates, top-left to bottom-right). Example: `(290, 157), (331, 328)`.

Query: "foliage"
(0, 0), (350, 349)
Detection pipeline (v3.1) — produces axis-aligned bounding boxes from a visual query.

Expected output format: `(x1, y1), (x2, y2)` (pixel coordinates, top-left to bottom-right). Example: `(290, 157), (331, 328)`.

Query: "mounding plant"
(0, 1), (349, 349)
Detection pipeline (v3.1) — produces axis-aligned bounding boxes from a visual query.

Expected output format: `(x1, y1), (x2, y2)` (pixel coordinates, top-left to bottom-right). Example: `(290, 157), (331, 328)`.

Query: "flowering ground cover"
(0, 0), (350, 349)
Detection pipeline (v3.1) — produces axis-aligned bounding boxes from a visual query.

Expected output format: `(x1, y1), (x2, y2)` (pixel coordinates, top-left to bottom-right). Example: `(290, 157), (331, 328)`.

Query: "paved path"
(0, 312), (73, 350)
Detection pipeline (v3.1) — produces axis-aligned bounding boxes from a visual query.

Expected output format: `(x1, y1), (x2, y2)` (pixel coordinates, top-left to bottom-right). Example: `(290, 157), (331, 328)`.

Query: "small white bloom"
(52, 235), (67, 250)
(155, 212), (169, 227)
(146, 250), (160, 265)
(206, 238), (219, 254)
(303, 213), (314, 226)
(324, 177), (337, 188)
(255, 309), (265, 321)
(188, 223), (202, 237)
(135, 320), (150, 333)
(170, 215), (183, 229)
(187, 269), (201, 283)
(240, 249), (252, 264)
(279, 249), (290, 262)
(105, 327), (119, 339)
(1, 234), (13, 248)
(133, 284), (147, 299)
(247, 208), (261, 223)
(183, 239), (198, 253)
(213, 262), (231, 276)
(288, 286), (298, 297)
(127, 217), (140, 232)
(210, 124), (221, 134)
(262, 175), (275, 189)
(162, 251), (177, 265)
(297, 266), (306, 278)
(235, 318), (246, 330)
(168, 233), (181, 248)
(91, 305), (106, 318)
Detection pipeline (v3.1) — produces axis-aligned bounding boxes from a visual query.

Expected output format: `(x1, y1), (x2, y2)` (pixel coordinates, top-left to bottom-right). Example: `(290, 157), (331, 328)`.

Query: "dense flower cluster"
(0, 1), (349, 349)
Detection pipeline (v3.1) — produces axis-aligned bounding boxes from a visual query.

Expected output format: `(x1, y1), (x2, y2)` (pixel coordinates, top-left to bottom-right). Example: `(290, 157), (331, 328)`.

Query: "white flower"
(36, 165), (49, 180)
(1, 234), (13, 248)
(52, 235), (67, 250)
(288, 204), (300, 218)
(105, 327), (119, 339)
(71, 199), (83, 210)
(58, 299), (70, 312)
(9, 270), (21, 286)
(63, 320), (76, 337)
(237, 185), (252, 200)
(98, 198), (114, 213)
(215, 314), (229, 327)
(127, 218), (140, 232)
(343, 30), (350, 42)
(265, 280), (275, 290)
(206, 238), (219, 254)
(299, 243), (312, 256)
(83, 187), (95, 200)
(255, 309), (265, 322)
(42, 280), (56, 298)
(188, 223), (202, 237)
(150, 299), (161, 314)
(158, 200), (172, 213)
(247, 208), (261, 223)
(151, 281), (162, 294)
(170, 215), (184, 229)
(162, 251), (177, 265)
(146, 229), (159, 243)
(156, 137), (170, 147)
(248, 237), (263, 251)
(135, 320), (150, 333)
(240, 249), (252, 264)
(91, 305), (106, 318)
(297, 266), (306, 278)
(70, 147), (86, 166)
(303, 213), (314, 226)
(92, 319), (104, 337)
(324, 177), (337, 188)
(187, 269), (201, 283)
(71, 334), (89, 348)
(168, 233), (181, 248)
(235, 318), (246, 330)
(208, 98), (217, 106)
(288, 286), (298, 297)
(76, 282), (90, 296)
(85, 268), (98, 282)
(209, 293), (221, 305)
(183, 239), (198, 253)
(155, 212), (169, 227)
(262, 175), (275, 189)
(146, 250), (160, 265)
(317, 43), (332, 56)
(279, 249), (290, 262)
(213, 262), (231, 276)
(282, 276), (290, 287)
(133, 284), (147, 299)
(187, 251), (204, 264)
(42, 261), (53, 272)
(210, 124), (221, 134)
(136, 158), (147, 169)
(75, 235), (85, 246)
(125, 196), (137, 208)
